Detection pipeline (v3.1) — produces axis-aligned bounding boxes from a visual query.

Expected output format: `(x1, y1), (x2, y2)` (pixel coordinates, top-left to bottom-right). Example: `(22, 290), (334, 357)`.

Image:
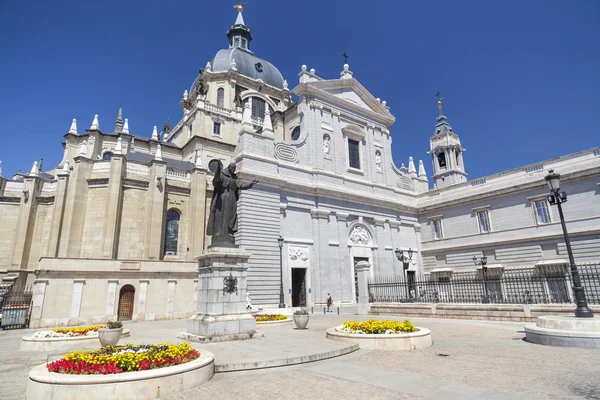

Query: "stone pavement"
(1, 314), (599, 399)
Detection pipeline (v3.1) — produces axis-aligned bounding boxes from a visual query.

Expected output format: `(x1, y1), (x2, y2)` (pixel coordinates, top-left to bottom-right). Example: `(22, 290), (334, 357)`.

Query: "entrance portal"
(291, 268), (307, 307)
(353, 257), (369, 303)
(117, 285), (135, 321)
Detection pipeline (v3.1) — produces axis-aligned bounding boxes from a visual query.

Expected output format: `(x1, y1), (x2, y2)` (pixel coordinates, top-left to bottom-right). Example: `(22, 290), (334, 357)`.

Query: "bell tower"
(428, 96), (467, 189)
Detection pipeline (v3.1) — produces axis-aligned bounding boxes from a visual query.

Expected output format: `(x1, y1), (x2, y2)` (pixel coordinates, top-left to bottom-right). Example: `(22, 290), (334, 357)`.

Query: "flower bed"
(339, 319), (416, 335)
(46, 342), (199, 375)
(252, 314), (287, 322)
(32, 325), (106, 338)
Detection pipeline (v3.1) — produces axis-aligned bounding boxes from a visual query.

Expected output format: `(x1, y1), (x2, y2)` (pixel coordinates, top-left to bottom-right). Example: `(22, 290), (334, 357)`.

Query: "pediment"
(293, 78), (395, 126)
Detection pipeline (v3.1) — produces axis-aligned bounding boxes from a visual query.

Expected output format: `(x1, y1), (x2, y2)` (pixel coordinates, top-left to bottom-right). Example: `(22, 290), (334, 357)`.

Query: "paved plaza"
(1, 314), (599, 399)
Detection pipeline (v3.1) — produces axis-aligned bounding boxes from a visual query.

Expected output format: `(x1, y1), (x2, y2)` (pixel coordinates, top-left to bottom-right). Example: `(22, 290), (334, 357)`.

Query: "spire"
(155, 144), (163, 161)
(151, 126), (159, 141)
(434, 93), (453, 135)
(418, 160), (428, 180)
(122, 118), (130, 134)
(90, 114), (100, 131)
(408, 157), (417, 176)
(69, 119), (78, 134)
(115, 105), (123, 132)
(29, 161), (39, 177)
(0, 160), (3, 177)
(228, 3), (253, 50)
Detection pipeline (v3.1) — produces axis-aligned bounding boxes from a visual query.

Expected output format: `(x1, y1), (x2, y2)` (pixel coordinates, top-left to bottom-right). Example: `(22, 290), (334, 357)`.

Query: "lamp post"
(395, 248), (413, 300)
(544, 170), (593, 318)
(473, 255), (489, 303)
(277, 236), (285, 308)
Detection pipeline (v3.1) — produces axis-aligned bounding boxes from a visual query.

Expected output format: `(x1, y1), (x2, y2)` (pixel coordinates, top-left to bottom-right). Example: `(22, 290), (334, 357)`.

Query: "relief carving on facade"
(289, 247), (309, 261)
(349, 225), (371, 245)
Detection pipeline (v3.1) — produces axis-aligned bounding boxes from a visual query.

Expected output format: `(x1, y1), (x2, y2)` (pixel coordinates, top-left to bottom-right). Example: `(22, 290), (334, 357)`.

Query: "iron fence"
(368, 264), (600, 305)
(0, 285), (33, 329)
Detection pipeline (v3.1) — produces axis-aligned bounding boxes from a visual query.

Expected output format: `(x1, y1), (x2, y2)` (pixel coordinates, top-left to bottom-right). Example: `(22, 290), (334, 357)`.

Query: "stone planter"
(98, 327), (123, 347)
(326, 325), (432, 350)
(27, 351), (215, 399)
(255, 317), (292, 326)
(293, 315), (309, 329)
(21, 329), (130, 352)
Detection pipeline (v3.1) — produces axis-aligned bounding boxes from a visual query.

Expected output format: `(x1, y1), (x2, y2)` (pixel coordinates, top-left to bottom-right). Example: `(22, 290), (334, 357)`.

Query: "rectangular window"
(348, 139), (360, 169)
(534, 200), (551, 224)
(251, 97), (266, 119)
(477, 210), (491, 233)
(433, 219), (443, 239)
(213, 122), (221, 136)
(216, 88), (224, 107)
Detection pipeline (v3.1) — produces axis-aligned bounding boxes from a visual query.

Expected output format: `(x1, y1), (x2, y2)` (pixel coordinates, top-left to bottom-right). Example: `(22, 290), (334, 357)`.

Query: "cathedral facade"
(0, 9), (598, 328)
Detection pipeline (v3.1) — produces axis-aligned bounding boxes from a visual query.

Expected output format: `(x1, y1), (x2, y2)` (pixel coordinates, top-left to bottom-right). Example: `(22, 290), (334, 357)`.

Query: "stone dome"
(211, 48), (284, 89)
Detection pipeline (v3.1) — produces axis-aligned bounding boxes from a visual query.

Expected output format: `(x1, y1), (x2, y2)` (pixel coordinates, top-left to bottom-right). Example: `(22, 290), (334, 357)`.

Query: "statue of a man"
(207, 162), (258, 243)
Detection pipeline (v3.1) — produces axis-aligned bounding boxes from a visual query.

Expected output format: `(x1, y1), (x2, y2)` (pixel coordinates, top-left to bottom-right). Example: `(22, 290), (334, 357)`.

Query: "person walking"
(327, 293), (333, 312)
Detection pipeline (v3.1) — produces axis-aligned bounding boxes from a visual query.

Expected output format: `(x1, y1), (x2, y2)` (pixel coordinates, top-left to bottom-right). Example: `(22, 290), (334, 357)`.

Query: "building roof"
(211, 47), (284, 89)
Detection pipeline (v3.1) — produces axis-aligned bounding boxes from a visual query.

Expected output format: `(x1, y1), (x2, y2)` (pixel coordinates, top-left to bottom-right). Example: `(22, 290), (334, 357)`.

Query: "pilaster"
(355, 261), (371, 315)
(187, 169), (207, 260)
(69, 279), (85, 321)
(11, 175), (41, 271)
(102, 154), (125, 258)
(134, 280), (149, 321)
(145, 160), (168, 260)
(46, 170), (69, 257)
(105, 279), (119, 319)
(29, 279), (49, 329)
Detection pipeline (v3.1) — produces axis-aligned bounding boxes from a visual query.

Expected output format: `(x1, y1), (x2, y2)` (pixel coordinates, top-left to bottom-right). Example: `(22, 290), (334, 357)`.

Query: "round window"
(291, 126), (301, 141)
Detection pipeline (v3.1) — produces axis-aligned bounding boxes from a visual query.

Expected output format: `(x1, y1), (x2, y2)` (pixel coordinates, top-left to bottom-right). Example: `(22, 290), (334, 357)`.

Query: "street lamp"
(395, 248), (413, 300)
(277, 236), (285, 308)
(473, 255), (489, 303)
(544, 170), (593, 318)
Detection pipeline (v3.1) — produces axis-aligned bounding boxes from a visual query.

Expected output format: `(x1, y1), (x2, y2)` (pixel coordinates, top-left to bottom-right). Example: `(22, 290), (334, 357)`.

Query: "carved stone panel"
(288, 245), (310, 269)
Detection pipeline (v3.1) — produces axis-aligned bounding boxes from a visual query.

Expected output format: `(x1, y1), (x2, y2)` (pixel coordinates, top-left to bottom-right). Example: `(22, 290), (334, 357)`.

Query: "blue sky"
(0, 0), (598, 180)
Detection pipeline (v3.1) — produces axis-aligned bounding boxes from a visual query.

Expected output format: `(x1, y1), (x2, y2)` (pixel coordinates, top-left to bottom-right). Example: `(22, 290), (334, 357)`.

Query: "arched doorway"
(117, 285), (135, 321)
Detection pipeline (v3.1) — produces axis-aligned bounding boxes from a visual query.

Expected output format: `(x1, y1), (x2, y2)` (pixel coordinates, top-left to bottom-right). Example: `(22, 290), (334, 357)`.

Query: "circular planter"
(326, 326), (432, 350)
(255, 317), (292, 326)
(293, 315), (310, 329)
(21, 329), (130, 352)
(27, 350), (215, 400)
(98, 327), (123, 347)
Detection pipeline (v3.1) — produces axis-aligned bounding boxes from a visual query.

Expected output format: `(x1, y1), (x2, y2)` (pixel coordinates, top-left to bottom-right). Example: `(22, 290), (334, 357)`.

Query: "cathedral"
(1, 7), (598, 328)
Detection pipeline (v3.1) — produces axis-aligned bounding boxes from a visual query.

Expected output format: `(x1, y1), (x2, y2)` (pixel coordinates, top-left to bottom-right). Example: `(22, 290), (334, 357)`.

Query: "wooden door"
(118, 285), (135, 321)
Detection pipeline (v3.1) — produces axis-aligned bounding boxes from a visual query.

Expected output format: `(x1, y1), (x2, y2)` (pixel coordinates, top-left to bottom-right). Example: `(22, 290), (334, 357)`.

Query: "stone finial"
(408, 157), (417, 176)
(283, 80), (288, 90)
(230, 58), (237, 70)
(155, 144), (163, 161)
(301, 65), (307, 72)
(90, 114), (100, 130)
(340, 63), (353, 80)
(418, 160), (428, 180)
(69, 119), (78, 134)
(115, 105), (123, 132)
(382, 100), (387, 106)
(131, 136), (136, 153)
(242, 100), (252, 128)
(205, 61), (212, 72)
(309, 68), (315, 74)
(30, 161), (39, 177)
(183, 90), (188, 100)
(122, 118), (130, 134)
(262, 107), (273, 133)
(115, 137), (123, 155)
(0, 160), (3, 177)
(78, 140), (88, 156)
(151, 126), (159, 141)
(376, 98), (381, 103)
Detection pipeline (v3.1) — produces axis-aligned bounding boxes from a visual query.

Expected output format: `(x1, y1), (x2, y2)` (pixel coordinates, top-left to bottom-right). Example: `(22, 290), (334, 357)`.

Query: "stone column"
(145, 160), (167, 260)
(46, 170), (69, 257)
(193, 279), (199, 313)
(135, 280), (149, 321)
(166, 279), (177, 319)
(355, 260), (371, 315)
(105, 280), (119, 319)
(69, 279), (85, 322)
(29, 279), (49, 329)
(102, 154), (125, 258)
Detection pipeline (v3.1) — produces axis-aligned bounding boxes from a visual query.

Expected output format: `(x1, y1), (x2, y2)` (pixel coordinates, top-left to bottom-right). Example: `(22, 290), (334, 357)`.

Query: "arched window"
(216, 88), (224, 107)
(438, 152), (447, 169)
(103, 152), (114, 160)
(163, 209), (180, 256)
(251, 97), (266, 119)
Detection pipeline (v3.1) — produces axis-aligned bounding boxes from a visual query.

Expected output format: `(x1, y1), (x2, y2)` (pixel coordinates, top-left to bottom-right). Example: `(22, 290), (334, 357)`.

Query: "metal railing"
(1, 285), (33, 329)
(368, 264), (600, 305)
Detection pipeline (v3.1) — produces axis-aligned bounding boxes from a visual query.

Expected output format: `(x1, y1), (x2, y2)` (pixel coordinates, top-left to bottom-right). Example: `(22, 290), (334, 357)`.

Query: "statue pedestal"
(180, 245), (262, 343)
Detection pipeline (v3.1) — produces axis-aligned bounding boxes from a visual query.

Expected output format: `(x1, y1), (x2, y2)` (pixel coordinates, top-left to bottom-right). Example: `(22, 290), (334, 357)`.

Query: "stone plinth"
(525, 315), (600, 348)
(183, 246), (258, 342)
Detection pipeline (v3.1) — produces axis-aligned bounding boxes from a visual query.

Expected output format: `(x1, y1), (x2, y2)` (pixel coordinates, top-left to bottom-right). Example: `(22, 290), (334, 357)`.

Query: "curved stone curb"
(215, 343), (358, 372)
(255, 317), (292, 326)
(21, 329), (130, 352)
(26, 350), (215, 399)
(525, 315), (600, 348)
(326, 326), (432, 350)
